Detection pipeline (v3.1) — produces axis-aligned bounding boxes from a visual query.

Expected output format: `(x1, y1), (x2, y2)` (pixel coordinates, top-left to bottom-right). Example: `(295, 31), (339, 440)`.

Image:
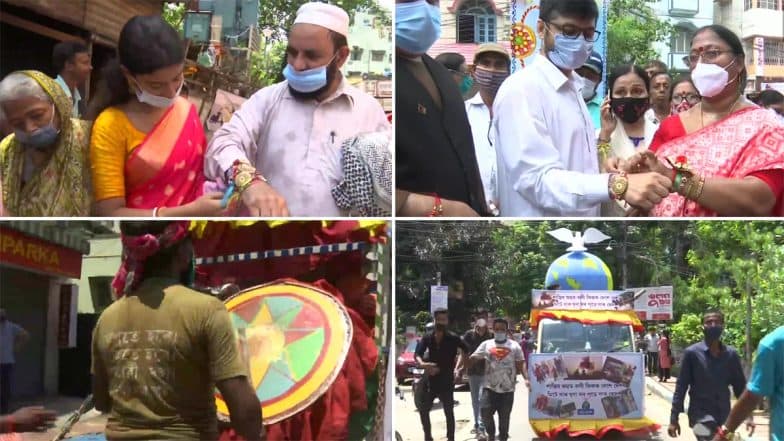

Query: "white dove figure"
(547, 228), (612, 252)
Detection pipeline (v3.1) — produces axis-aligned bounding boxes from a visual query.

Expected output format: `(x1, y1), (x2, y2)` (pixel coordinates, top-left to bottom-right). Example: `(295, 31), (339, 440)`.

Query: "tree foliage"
(163, 3), (186, 34)
(251, 0), (390, 86)
(396, 221), (784, 362)
(607, 0), (674, 68)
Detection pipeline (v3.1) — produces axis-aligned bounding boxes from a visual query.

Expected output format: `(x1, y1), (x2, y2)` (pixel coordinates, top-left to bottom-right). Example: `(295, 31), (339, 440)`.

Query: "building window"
(744, 0), (753, 9)
(764, 39), (784, 65)
(671, 26), (694, 53)
(758, 0), (778, 8)
(457, 0), (497, 43)
(351, 46), (363, 61)
(371, 50), (386, 62)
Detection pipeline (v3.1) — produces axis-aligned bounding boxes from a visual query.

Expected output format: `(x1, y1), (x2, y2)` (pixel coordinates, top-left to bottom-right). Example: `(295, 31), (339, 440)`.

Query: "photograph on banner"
(528, 353), (645, 420)
(0, 220), (391, 440)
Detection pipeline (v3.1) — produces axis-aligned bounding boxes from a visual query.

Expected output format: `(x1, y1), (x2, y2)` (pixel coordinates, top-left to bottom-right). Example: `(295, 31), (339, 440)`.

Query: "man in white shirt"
(205, 3), (389, 217)
(469, 318), (527, 441)
(493, 0), (671, 216)
(52, 41), (92, 119)
(465, 43), (511, 216)
(644, 326), (660, 376)
(0, 309), (29, 414)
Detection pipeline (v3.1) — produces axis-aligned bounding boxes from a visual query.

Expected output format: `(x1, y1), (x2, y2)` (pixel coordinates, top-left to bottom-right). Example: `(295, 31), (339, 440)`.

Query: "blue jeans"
(468, 374), (484, 428)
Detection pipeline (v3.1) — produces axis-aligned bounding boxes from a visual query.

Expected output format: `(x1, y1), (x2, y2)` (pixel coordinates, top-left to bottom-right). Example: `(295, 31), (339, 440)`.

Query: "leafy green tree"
(162, 3), (186, 34)
(607, 0), (674, 68)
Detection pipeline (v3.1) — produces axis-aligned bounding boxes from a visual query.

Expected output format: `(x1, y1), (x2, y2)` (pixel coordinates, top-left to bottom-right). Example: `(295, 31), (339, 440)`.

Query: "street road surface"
(394, 381), (694, 441)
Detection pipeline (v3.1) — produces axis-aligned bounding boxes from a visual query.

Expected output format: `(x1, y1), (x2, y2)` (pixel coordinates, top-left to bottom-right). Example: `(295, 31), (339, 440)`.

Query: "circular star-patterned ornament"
(215, 280), (353, 424)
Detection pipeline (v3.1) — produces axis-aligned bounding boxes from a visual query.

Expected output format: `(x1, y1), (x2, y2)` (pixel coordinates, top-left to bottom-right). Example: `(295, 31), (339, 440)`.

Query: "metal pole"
(621, 221), (628, 289)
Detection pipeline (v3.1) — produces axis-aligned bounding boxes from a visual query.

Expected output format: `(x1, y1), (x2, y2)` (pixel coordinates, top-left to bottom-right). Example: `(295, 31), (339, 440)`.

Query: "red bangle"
(670, 167), (677, 183)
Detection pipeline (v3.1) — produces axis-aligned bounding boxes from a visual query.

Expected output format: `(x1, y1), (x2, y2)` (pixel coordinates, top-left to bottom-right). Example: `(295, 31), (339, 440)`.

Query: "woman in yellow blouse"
(89, 15), (222, 217)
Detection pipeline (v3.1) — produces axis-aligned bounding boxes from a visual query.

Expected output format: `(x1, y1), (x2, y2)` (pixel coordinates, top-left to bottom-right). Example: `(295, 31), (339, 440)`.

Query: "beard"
(288, 60), (340, 100)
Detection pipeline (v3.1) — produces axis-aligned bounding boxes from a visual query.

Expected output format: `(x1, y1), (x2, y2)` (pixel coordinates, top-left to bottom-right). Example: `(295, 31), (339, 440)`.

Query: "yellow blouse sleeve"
(89, 108), (144, 202)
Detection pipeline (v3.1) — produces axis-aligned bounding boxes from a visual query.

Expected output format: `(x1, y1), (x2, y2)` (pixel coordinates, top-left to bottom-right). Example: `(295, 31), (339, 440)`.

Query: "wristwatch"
(609, 172), (629, 200)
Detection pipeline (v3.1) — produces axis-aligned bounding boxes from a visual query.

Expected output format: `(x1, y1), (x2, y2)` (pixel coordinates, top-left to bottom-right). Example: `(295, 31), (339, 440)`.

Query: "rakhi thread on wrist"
(428, 194), (444, 217)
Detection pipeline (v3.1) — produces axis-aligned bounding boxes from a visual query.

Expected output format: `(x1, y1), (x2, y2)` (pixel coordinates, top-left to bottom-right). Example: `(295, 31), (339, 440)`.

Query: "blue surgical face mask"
(396, 0), (441, 55)
(495, 333), (507, 343)
(133, 77), (181, 108)
(548, 33), (594, 71)
(283, 53), (337, 93)
(14, 104), (60, 149)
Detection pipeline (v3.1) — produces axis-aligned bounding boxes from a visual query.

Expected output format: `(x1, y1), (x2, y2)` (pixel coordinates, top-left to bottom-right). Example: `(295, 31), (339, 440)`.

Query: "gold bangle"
(688, 175), (706, 201)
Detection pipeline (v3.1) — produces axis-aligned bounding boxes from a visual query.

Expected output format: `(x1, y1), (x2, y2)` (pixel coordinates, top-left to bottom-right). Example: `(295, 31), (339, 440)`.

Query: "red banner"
(0, 227), (83, 279)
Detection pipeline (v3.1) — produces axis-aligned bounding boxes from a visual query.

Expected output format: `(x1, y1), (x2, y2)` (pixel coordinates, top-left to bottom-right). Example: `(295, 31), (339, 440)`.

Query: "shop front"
(0, 223), (88, 402)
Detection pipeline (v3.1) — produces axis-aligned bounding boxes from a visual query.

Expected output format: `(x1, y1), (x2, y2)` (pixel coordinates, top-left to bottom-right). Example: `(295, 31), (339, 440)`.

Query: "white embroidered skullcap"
(294, 2), (350, 37)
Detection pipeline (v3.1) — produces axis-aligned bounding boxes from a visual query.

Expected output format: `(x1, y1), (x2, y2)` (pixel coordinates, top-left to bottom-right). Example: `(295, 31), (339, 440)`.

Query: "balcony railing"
(669, 0), (699, 15)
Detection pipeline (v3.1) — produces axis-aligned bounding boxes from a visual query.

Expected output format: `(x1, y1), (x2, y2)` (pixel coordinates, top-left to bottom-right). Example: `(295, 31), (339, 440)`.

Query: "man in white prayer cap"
(205, 2), (390, 216)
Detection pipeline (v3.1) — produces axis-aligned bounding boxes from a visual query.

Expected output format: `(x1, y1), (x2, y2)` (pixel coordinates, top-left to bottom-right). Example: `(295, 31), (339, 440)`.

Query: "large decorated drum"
(215, 281), (353, 424)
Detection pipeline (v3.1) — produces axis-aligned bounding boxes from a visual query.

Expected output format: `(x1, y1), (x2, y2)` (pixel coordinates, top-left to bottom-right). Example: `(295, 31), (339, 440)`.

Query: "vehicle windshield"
(539, 319), (633, 353)
(405, 340), (418, 353)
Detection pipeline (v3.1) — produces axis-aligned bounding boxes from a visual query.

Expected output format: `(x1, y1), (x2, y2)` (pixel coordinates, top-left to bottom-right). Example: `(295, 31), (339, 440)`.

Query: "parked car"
(396, 340), (419, 384)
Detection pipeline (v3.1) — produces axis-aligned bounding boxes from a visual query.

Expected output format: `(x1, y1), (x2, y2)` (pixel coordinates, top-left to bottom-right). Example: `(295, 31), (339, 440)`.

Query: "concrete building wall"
(343, 11), (393, 77)
(77, 237), (122, 314)
(649, 0), (715, 71)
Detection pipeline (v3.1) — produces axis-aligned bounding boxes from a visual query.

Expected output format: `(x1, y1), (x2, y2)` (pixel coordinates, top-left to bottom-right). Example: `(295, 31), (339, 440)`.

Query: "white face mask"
(579, 75), (598, 101)
(691, 59), (736, 98)
(132, 78), (182, 108)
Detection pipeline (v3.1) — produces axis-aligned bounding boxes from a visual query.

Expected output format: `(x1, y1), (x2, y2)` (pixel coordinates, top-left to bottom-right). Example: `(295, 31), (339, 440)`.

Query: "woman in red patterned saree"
(625, 25), (784, 217)
(89, 15), (223, 217)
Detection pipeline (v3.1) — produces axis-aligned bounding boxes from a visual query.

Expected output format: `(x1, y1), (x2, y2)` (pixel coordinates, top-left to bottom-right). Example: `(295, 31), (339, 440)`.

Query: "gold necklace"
(700, 96), (742, 128)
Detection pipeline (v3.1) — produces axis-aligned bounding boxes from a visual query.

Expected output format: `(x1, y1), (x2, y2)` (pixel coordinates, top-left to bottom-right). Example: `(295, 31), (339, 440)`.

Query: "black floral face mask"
(611, 97), (650, 123)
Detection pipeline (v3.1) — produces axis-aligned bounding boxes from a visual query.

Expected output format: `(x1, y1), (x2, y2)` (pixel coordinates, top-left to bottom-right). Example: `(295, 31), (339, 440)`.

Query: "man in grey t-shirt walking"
(469, 318), (529, 441)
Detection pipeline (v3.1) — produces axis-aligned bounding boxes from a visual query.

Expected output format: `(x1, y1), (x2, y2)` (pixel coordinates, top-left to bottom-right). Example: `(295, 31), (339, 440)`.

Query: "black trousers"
(480, 388), (515, 441)
(647, 351), (659, 374)
(0, 363), (12, 414)
(418, 386), (455, 441)
(659, 367), (671, 381)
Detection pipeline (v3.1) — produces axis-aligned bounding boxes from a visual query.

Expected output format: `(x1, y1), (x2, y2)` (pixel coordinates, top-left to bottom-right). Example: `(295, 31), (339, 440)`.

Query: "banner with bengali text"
(528, 353), (645, 420)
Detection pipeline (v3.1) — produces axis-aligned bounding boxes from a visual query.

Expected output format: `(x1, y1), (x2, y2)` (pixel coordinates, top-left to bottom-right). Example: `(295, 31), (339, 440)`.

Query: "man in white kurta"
(492, 1), (674, 217)
(205, 3), (389, 216)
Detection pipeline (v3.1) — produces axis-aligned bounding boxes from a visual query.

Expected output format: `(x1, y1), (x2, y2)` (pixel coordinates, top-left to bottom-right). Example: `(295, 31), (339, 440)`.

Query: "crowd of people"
(0, 3), (392, 218)
(395, 0), (784, 217)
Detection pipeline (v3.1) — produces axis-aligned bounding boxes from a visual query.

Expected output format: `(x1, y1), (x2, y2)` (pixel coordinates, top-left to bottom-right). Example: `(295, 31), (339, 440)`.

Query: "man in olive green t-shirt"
(92, 221), (263, 440)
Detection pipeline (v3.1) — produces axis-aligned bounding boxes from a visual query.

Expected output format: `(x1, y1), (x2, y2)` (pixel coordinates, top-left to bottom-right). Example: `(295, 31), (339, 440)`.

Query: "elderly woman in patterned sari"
(616, 25), (784, 216)
(0, 70), (91, 216)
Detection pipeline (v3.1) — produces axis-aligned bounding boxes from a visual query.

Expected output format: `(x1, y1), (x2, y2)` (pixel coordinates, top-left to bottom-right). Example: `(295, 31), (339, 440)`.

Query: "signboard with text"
(0, 227), (82, 279)
(633, 286), (673, 321)
(528, 353), (645, 420)
(430, 285), (448, 314)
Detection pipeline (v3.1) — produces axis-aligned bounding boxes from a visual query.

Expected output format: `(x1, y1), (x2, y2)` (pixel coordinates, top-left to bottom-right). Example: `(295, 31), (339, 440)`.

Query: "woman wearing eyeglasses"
(669, 74), (701, 115)
(624, 24), (784, 216)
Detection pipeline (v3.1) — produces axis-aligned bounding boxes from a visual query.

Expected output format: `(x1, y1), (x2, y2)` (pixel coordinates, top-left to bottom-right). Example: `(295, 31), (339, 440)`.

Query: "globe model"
(544, 251), (613, 291)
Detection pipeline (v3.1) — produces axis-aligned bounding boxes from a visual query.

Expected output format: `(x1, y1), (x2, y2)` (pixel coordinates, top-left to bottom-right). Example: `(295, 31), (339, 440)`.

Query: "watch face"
(236, 172), (252, 187)
(613, 177), (628, 196)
